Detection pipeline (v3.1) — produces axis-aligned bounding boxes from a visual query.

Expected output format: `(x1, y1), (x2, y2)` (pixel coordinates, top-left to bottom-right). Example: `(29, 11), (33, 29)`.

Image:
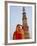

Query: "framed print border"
(5, 1), (36, 45)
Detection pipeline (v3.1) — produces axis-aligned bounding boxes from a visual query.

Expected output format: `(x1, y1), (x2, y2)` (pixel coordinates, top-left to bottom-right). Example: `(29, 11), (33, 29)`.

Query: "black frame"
(5, 1), (36, 45)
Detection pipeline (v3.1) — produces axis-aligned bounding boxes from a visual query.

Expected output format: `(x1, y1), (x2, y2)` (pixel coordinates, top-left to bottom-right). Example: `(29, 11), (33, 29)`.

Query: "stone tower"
(22, 7), (30, 39)
(22, 7), (27, 26)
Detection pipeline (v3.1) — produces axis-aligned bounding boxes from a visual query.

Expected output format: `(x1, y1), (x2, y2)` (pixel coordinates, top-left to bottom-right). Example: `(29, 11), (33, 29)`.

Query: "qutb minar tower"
(22, 7), (30, 39)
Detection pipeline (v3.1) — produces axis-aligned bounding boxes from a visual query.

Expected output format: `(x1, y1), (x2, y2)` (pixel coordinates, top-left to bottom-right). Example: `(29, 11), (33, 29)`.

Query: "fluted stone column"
(22, 7), (30, 39)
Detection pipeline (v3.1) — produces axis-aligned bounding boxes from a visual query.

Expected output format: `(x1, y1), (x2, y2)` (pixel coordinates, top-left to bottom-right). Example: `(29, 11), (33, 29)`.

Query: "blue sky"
(10, 6), (32, 40)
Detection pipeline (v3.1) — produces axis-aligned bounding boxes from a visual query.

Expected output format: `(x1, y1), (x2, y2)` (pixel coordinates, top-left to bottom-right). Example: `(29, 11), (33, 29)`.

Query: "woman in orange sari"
(13, 24), (24, 40)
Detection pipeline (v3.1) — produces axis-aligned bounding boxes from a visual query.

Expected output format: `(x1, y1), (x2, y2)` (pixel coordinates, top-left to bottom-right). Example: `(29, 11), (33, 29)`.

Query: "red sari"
(13, 31), (23, 40)
(13, 24), (24, 40)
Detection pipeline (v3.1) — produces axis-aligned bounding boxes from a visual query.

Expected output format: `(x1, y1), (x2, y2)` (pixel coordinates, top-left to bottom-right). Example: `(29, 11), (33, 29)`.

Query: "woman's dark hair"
(17, 24), (22, 27)
(16, 24), (22, 28)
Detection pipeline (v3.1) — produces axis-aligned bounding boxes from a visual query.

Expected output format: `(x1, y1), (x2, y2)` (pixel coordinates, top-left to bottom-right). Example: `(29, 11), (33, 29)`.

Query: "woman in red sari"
(13, 24), (24, 40)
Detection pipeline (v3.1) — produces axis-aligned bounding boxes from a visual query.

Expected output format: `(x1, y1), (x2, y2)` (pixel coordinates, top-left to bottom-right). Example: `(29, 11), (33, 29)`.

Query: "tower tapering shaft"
(22, 7), (27, 26)
(22, 7), (30, 39)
